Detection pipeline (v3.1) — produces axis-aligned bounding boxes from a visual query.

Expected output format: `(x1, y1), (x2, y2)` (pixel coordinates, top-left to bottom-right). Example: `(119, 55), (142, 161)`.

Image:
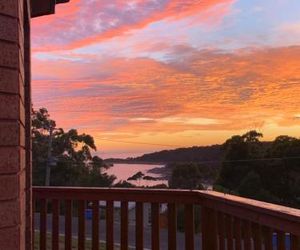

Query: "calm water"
(105, 163), (167, 187)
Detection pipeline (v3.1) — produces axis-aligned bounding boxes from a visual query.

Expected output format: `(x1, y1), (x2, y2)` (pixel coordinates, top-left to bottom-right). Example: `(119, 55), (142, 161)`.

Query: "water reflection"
(105, 163), (167, 187)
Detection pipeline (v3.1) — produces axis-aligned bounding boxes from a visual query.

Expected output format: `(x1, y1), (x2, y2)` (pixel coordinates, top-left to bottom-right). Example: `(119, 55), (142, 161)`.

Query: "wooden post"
(121, 201), (129, 250)
(151, 203), (160, 250)
(106, 201), (114, 250)
(136, 202), (144, 250)
(168, 203), (177, 250)
(65, 200), (72, 250)
(92, 200), (99, 250)
(201, 206), (218, 250)
(185, 204), (195, 250)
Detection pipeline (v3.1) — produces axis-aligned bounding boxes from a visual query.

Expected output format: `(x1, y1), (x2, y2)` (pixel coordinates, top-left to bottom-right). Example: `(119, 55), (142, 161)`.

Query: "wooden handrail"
(199, 191), (300, 235)
(199, 191), (300, 221)
(33, 186), (200, 203)
(33, 187), (300, 229)
(32, 187), (300, 250)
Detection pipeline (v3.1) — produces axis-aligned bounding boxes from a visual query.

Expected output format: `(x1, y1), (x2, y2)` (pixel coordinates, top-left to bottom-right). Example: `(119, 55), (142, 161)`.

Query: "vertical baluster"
(40, 199), (47, 250)
(121, 201), (129, 250)
(168, 203), (177, 250)
(253, 223), (262, 250)
(151, 203), (160, 250)
(52, 199), (60, 250)
(201, 206), (218, 250)
(78, 200), (85, 250)
(291, 234), (299, 250)
(262, 226), (273, 250)
(136, 202), (144, 250)
(185, 204), (195, 250)
(234, 217), (242, 250)
(243, 220), (252, 250)
(65, 200), (72, 250)
(277, 231), (285, 250)
(106, 201), (114, 250)
(92, 200), (99, 250)
(32, 197), (36, 249)
(226, 214), (234, 250)
(218, 212), (225, 250)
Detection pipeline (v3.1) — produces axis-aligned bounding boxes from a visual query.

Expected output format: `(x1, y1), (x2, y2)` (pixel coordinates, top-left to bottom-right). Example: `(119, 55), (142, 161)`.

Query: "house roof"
(31, 0), (70, 18)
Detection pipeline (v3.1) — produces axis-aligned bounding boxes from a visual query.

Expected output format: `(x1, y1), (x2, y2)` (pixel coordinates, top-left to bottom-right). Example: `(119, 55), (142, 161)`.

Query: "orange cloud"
(31, 1), (300, 157)
(33, 46), (300, 140)
(32, 46), (300, 157)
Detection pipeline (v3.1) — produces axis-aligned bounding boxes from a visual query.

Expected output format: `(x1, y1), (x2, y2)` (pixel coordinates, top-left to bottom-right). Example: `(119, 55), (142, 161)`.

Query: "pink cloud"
(32, 46), (300, 156)
(33, 46), (300, 135)
(31, 0), (235, 51)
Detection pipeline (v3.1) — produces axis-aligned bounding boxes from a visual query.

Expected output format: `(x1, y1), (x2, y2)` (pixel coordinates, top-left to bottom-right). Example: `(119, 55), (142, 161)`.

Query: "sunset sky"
(31, 0), (300, 158)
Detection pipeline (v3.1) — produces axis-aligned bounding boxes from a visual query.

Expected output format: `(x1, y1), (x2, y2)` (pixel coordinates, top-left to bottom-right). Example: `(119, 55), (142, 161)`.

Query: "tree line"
(33, 108), (300, 209)
(215, 130), (300, 208)
(169, 131), (300, 209)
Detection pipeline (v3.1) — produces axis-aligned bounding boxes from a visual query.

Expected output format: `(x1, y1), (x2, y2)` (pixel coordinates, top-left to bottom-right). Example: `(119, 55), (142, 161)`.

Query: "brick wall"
(0, 0), (28, 249)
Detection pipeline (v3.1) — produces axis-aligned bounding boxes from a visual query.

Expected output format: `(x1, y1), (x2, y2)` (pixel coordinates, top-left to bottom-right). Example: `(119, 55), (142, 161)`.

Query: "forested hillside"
(106, 145), (223, 165)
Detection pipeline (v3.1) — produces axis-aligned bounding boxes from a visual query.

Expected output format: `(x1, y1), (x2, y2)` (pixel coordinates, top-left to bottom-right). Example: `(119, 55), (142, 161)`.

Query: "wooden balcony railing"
(32, 187), (300, 250)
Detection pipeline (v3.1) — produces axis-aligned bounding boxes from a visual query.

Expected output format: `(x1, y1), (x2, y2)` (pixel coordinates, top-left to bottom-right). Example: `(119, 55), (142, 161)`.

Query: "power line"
(32, 156), (300, 164)
(192, 156), (300, 165)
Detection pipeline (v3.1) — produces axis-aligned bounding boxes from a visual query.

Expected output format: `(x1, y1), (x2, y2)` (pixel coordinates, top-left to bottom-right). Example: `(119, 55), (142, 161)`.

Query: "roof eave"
(31, 0), (70, 18)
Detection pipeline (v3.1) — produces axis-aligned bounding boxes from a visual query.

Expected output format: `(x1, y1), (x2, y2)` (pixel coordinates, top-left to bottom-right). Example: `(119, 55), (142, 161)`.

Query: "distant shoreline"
(104, 144), (224, 168)
(105, 160), (166, 165)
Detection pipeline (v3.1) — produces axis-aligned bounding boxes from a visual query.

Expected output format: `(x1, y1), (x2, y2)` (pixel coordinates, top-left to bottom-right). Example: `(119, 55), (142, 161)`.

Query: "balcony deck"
(32, 187), (300, 250)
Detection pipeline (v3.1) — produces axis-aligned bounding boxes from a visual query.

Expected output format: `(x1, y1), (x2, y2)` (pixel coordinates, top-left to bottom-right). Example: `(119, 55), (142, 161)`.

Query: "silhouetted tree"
(169, 163), (205, 190)
(32, 108), (116, 187)
(215, 130), (264, 191)
(127, 171), (144, 181)
(215, 131), (300, 208)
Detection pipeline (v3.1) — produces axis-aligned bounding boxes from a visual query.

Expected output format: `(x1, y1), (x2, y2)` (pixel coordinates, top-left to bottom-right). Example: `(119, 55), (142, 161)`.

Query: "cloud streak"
(32, 0), (235, 51)
(32, 46), (300, 143)
(31, 0), (300, 157)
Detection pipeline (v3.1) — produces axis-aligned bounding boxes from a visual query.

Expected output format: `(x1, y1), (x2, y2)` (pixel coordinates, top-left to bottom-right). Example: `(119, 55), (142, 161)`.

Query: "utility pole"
(45, 126), (54, 186)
